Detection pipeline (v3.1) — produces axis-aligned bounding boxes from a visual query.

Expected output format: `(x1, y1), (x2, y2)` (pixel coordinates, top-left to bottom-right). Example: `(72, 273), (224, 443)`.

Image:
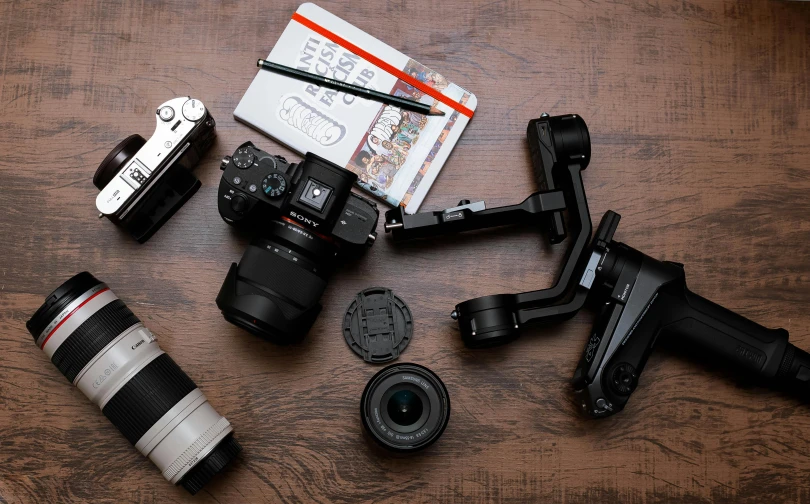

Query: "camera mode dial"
(182, 98), (205, 121)
(232, 148), (255, 169)
(262, 173), (287, 198)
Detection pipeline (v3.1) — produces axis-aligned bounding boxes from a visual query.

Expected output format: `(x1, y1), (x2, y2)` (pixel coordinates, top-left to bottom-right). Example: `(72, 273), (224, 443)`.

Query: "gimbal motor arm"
(385, 112), (810, 419)
(384, 114), (594, 348)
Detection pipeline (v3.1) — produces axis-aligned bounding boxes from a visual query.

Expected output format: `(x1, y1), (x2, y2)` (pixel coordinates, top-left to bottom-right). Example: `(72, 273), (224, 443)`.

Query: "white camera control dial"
(182, 98), (205, 121)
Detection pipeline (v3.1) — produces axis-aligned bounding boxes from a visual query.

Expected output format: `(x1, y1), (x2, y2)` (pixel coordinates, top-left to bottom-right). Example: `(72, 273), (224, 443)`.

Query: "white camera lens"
(27, 272), (240, 494)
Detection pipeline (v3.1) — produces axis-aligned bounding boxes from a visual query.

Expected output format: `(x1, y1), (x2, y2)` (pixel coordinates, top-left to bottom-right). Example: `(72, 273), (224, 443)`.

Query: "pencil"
(257, 59), (445, 116)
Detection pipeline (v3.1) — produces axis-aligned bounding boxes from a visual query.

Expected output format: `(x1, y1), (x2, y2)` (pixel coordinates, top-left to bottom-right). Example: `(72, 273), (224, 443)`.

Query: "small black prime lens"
(361, 363), (450, 452)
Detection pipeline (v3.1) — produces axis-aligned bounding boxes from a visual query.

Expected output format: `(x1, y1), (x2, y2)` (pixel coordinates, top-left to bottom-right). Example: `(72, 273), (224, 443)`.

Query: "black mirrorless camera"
(94, 97), (215, 243)
(216, 142), (379, 343)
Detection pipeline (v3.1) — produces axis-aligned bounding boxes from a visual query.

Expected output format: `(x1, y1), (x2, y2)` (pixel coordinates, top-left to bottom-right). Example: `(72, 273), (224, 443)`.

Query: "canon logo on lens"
(26, 272), (240, 494)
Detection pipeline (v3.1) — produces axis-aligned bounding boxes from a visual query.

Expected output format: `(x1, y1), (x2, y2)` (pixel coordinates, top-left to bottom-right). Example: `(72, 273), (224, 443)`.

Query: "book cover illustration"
(346, 59), (473, 207)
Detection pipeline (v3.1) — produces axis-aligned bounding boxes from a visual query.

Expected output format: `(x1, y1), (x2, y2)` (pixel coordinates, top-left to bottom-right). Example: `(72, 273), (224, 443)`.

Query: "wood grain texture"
(1, 0), (809, 502)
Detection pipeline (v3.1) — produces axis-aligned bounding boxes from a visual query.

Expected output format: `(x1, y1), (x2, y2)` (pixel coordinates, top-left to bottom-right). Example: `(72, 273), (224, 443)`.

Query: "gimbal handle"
(573, 211), (806, 417)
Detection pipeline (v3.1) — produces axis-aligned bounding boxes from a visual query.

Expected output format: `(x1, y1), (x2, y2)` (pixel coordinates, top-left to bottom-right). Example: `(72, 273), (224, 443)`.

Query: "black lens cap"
(343, 287), (413, 363)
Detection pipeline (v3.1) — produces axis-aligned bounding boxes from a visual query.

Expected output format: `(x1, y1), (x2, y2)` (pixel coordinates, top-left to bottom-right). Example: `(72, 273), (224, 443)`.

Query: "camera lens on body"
(26, 272), (240, 494)
(360, 363), (450, 452)
(93, 134), (147, 190)
(216, 218), (338, 343)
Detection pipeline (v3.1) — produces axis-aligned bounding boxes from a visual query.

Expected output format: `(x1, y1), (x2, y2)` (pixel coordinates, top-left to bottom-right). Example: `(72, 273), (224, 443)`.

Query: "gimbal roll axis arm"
(385, 113), (594, 348)
(385, 113), (810, 418)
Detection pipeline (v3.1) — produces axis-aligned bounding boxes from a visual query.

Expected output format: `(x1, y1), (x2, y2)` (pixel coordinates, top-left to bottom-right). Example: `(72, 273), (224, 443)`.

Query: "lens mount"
(361, 363), (450, 452)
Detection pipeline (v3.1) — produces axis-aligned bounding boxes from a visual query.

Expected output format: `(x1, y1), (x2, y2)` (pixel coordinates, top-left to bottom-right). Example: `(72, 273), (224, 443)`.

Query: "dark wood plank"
(1, 0), (809, 502)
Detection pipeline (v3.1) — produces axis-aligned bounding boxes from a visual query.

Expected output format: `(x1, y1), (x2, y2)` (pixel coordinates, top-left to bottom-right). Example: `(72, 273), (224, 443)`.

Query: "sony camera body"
(217, 142), (378, 252)
(94, 97), (215, 243)
(216, 143), (379, 343)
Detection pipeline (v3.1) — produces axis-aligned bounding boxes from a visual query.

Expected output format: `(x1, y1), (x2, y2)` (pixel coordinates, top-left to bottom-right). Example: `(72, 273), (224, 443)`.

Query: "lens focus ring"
(51, 299), (140, 383)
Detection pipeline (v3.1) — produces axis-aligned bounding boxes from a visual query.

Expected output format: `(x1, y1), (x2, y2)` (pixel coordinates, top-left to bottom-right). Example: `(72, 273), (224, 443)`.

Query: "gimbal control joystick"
(609, 363), (637, 395)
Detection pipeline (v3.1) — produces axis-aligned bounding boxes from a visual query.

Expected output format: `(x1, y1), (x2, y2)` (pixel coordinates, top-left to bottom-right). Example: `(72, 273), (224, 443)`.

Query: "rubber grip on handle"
(661, 288), (789, 378)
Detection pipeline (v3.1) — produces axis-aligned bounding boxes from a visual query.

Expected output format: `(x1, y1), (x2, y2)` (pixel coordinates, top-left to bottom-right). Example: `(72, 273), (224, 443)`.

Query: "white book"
(234, 2), (477, 213)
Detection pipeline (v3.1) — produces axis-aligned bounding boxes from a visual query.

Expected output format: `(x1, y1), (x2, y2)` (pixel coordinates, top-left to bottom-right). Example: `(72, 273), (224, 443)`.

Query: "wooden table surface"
(1, 0), (809, 502)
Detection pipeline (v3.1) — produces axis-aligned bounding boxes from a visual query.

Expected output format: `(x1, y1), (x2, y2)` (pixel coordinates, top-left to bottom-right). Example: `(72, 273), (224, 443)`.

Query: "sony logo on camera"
(288, 210), (320, 228)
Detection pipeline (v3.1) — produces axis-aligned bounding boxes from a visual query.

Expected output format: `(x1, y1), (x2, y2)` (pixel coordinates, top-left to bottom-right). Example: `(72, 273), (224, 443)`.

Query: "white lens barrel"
(29, 275), (239, 493)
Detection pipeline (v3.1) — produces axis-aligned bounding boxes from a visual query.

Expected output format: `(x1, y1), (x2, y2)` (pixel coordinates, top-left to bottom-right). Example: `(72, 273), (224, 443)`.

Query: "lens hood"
(216, 262), (322, 343)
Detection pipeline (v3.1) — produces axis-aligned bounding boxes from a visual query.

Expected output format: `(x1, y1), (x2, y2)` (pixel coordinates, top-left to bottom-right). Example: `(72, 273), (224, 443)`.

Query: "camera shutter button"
(230, 194), (248, 214)
(158, 106), (174, 122)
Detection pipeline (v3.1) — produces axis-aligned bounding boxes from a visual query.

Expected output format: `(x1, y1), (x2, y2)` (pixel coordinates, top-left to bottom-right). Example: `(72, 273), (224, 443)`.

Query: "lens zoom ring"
(50, 299), (140, 383)
(102, 354), (197, 445)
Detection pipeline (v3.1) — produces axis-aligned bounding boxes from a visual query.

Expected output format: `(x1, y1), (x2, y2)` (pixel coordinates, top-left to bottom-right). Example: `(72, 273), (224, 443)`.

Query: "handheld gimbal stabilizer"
(385, 113), (810, 418)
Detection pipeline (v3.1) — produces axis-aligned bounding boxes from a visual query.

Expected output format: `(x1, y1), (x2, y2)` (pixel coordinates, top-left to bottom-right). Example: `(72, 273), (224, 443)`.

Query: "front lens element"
(386, 389), (424, 427)
(27, 272), (240, 494)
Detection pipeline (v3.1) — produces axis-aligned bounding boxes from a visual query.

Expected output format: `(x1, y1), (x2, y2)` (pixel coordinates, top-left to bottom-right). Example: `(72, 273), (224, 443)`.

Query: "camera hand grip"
(661, 287), (789, 379)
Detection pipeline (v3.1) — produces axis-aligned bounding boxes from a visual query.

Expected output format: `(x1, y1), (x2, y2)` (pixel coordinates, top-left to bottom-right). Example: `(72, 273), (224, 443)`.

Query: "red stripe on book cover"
(291, 12), (474, 119)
